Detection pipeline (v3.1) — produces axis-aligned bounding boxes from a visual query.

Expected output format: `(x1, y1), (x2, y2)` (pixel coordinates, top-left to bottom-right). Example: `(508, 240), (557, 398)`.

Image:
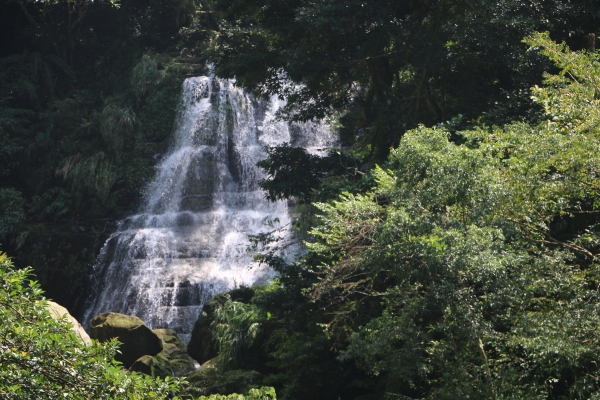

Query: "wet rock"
(130, 328), (196, 377)
(46, 301), (91, 346)
(130, 355), (155, 376)
(186, 297), (222, 363)
(175, 212), (195, 227)
(89, 312), (162, 368)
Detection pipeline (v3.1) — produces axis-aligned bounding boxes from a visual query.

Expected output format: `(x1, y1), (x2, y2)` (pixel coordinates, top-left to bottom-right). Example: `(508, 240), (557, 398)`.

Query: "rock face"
(130, 328), (196, 377)
(186, 296), (222, 363)
(46, 301), (92, 346)
(182, 357), (263, 398)
(89, 312), (163, 368)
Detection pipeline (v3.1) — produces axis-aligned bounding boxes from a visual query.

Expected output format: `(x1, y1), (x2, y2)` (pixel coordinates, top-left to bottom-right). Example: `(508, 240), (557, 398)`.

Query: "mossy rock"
(129, 355), (155, 376)
(187, 296), (225, 363)
(182, 357), (263, 398)
(89, 312), (162, 368)
(130, 328), (196, 377)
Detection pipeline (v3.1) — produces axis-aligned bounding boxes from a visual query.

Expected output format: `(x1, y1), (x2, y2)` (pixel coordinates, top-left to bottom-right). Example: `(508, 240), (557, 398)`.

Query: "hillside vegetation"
(2, 0), (600, 398)
(194, 34), (600, 399)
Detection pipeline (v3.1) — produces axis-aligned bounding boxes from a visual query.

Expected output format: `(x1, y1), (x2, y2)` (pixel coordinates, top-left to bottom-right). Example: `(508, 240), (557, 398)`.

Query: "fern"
(131, 54), (162, 101)
(100, 100), (137, 153)
(211, 296), (261, 363)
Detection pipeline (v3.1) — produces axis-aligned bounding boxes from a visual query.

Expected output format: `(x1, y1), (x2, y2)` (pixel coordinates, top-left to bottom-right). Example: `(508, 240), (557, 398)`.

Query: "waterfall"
(82, 76), (337, 343)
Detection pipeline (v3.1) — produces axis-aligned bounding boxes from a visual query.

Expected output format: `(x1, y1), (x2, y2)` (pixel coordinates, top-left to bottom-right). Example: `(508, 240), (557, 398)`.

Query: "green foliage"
(55, 152), (118, 207)
(194, 386), (276, 400)
(0, 0), (209, 306)
(0, 188), (25, 240)
(100, 102), (138, 154)
(257, 145), (326, 202)
(234, 34), (600, 399)
(1, 0), (205, 218)
(206, 0), (598, 158)
(184, 365), (265, 399)
(211, 296), (262, 364)
(306, 35), (600, 399)
(131, 54), (163, 101)
(0, 52), (74, 96)
(0, 253), (184, 399)
(5, 0), (600, 397)
(259, 328), (352, 400)
(257, 144), (358, 203)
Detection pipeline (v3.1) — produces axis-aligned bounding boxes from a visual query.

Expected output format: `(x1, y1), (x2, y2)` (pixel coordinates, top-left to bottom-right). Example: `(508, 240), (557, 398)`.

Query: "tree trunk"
(366, 57), (394, 101)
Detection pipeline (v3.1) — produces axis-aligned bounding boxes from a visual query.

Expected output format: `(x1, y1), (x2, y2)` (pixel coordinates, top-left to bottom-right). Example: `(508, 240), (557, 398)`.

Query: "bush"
(194, 386), (276, 400)
(0, 253), (184, 399)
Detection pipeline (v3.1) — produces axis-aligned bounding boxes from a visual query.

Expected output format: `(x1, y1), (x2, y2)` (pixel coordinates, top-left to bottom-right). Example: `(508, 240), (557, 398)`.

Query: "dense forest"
(3, 0), (600, 398)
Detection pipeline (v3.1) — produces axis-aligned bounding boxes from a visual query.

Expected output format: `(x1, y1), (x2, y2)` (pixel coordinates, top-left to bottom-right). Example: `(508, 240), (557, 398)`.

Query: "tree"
(207, 0), (599, 158)
(10, 0), (120, 67)
(0, 252), (184, 399)
(0, 0), (206, 311)
(195, 387), (277, 399)
(243, 33), (600, 399)
(256, 144), (357, 203)
(314, 33), (600, 398)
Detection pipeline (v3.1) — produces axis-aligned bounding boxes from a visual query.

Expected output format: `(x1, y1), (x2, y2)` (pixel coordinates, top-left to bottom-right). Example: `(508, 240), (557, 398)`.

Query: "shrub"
(0, 253), (184, 399)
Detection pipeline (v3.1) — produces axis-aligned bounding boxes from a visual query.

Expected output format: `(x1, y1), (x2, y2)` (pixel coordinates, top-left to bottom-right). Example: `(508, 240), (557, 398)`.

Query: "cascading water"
(82, 76), (337, 343)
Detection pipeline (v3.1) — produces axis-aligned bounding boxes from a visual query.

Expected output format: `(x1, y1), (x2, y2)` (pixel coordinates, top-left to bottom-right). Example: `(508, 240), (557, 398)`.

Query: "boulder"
(129, 355), (155, 376)
(89, 312), (162, 368)
(182, 357), (263, 398)
(46, 301), (92, 346)
(130, 328), (196, 377)
(187, 304), (219, 363)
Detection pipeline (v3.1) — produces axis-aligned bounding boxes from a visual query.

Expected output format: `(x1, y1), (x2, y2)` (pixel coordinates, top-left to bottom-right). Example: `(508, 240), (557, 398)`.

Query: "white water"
(82, 76), (337, 343)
